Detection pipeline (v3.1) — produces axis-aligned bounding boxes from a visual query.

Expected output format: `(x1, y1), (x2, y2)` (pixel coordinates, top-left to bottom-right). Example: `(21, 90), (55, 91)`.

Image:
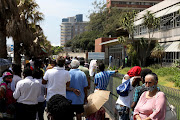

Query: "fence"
(89, 73), (180, 120)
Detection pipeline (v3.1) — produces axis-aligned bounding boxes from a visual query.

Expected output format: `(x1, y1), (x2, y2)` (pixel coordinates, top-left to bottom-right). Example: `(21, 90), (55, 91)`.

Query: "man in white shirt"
(42, 56), (74, 101)
(13, 68), (41, 120)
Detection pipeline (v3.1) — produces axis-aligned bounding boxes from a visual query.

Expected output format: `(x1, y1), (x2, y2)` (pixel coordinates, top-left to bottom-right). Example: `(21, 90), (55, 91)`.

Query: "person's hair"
(31, 56), (35, 61)
(23, 68), (32, 77)
(47, 94), (73, 120)
(80, 60), (85, 66)
(32, 69), (43, 79)
(12, 64), (22, 76)
(26, 63), (30, 67)
(66, 56), (70, 61)
(50, 59), (57, 66)
(70, 59), (80, 69)
(56, 56), (65, 67)
(34, 59), (43, 69)
(98, 62), (105, 71)
(140, 69), (152, 82)
(146, 73), (158, 82)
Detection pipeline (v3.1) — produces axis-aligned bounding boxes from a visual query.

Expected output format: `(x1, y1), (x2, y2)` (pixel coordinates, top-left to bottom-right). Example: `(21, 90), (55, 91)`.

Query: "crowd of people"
(0, 56), (167, 120)
(115, 67), (166, 120)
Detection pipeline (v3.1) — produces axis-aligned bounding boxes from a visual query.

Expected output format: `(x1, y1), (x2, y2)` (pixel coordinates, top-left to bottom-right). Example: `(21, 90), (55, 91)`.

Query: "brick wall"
(95, 38), (117, 52)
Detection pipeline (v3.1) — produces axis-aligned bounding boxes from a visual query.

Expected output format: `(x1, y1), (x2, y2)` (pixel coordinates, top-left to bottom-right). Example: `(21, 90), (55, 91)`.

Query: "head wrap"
(127, 66), (141, 77)
(2, 72), (13, 79)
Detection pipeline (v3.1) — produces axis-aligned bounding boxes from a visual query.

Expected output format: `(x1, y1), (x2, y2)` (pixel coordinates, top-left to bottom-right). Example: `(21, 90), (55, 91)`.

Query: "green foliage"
(88, 2), (123, 37)
(168, 74), (180, 87)
(51, 46), (64, 55)
(174, 59), (180, 67)
(148, 66), (180, 87)
(151, 43), (165, 58)
(118, 36), (127, 45)
(66, 1), (126, 51)
(149, 66), (179, 77)
(122, 66), (180, 88)
(120, 10), (136, 37)
(126, 44), (138, 66)
(143, 11), (160, 33)
(65, 31), (101, 51)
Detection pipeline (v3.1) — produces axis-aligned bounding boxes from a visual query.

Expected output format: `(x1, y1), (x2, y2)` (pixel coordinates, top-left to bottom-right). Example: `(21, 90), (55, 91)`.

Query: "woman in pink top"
(133, 73), (166, 120)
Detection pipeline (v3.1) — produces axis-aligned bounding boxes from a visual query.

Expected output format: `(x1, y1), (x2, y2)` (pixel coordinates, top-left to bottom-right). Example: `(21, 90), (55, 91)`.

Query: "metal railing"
(89, 73), (180, 120)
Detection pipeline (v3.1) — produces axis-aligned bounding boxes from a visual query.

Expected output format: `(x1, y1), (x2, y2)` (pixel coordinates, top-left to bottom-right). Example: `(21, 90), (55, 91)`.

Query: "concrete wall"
(134, 27), (180, 43)
(58, 52), (88, 61)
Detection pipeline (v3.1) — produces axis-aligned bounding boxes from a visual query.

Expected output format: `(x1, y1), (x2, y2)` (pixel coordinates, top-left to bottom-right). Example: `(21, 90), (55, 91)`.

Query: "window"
(139, 25), (147, 35)
(175, 14), (180, 27)
(134, 26), (138, 36)
(160, 13), (174, 30)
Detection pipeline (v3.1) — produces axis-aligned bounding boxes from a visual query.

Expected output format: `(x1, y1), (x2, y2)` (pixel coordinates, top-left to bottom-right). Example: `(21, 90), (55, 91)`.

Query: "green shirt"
(78, 66), (89, 77)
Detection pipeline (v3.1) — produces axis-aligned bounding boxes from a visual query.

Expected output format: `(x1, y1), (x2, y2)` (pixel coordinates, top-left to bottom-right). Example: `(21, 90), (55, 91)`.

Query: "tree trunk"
(0, 22), (7, 58)
(142, 57), (146, 67)
(160, 58), (162, 67)
(14, 39), (21, 65)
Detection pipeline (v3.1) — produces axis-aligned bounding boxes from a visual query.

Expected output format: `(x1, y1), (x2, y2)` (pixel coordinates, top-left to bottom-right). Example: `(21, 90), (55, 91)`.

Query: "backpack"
(116, 79), (130, 96)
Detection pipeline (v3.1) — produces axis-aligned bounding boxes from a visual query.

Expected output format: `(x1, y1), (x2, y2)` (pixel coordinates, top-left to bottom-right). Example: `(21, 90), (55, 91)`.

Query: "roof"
(134, 0), (180, 26)
(164, 41), (180, 52)
(99, 39), (119, 45)
(99, 38), (158, 45)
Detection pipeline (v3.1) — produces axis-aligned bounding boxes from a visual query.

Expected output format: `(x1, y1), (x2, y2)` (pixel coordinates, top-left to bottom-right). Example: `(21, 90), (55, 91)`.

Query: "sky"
(35, 0), (103, 46)
(7, 0), (103, 46)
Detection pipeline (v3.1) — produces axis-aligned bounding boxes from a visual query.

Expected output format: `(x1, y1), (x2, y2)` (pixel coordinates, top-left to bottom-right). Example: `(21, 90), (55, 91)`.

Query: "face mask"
(146, 85), (157, 92)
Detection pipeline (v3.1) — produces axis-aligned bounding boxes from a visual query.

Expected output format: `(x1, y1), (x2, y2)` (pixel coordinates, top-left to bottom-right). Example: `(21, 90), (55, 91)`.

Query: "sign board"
(88, 52), (105, 60)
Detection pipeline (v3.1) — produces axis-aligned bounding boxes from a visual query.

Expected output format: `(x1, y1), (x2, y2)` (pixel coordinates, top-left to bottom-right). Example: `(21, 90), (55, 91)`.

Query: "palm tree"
(143, 11), (160, 66)
(151, 43), (165, 66)
(0, 0), (19, 58)
(12, 0), (44, 64)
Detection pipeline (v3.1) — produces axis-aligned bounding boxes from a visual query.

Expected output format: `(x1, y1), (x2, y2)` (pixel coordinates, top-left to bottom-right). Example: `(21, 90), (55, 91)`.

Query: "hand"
(135, 115), (142, 120)
(73, 89), (81, 96)
(115, 70), (118, 73)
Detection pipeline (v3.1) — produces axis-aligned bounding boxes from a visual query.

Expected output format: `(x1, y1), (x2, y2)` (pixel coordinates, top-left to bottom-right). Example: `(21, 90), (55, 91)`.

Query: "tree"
(66, 1), (123, 51)
(88, 1), (123, 37)
(0, 0), (19, 58)
(118, 10), (139, 66)
(120, 10), (137, 41)
(51, 46), (64, 55)
(142, 10), (160, 66)
(65, 31), (102, 52)
(119, 10), (160, 66)
(13, 0), (44, 64)
(151, 43), (165, 66)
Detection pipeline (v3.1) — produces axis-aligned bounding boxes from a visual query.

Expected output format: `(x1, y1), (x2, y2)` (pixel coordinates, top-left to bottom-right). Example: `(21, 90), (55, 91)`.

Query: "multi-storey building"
(60, 14), (88, 46)
(107, 0), (163, 10)
(134, 0), (180, 63)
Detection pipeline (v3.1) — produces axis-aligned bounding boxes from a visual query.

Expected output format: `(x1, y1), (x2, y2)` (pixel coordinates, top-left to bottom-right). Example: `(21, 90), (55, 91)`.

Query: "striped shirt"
(94, 71), (116, 90)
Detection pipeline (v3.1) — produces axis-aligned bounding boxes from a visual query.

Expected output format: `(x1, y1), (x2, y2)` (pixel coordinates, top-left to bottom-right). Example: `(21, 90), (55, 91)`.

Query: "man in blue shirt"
(66, 59), (88, 120)
(94, 63), (118, 90)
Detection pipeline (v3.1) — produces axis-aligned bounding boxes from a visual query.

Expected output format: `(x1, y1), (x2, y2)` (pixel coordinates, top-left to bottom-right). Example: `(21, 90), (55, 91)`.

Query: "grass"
(107, 66), (180, 119)
(116, 67), (180, 89)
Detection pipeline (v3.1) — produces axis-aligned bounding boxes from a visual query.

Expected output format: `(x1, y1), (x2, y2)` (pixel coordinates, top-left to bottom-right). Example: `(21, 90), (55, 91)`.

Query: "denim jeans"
(115, 104), (129, 120)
